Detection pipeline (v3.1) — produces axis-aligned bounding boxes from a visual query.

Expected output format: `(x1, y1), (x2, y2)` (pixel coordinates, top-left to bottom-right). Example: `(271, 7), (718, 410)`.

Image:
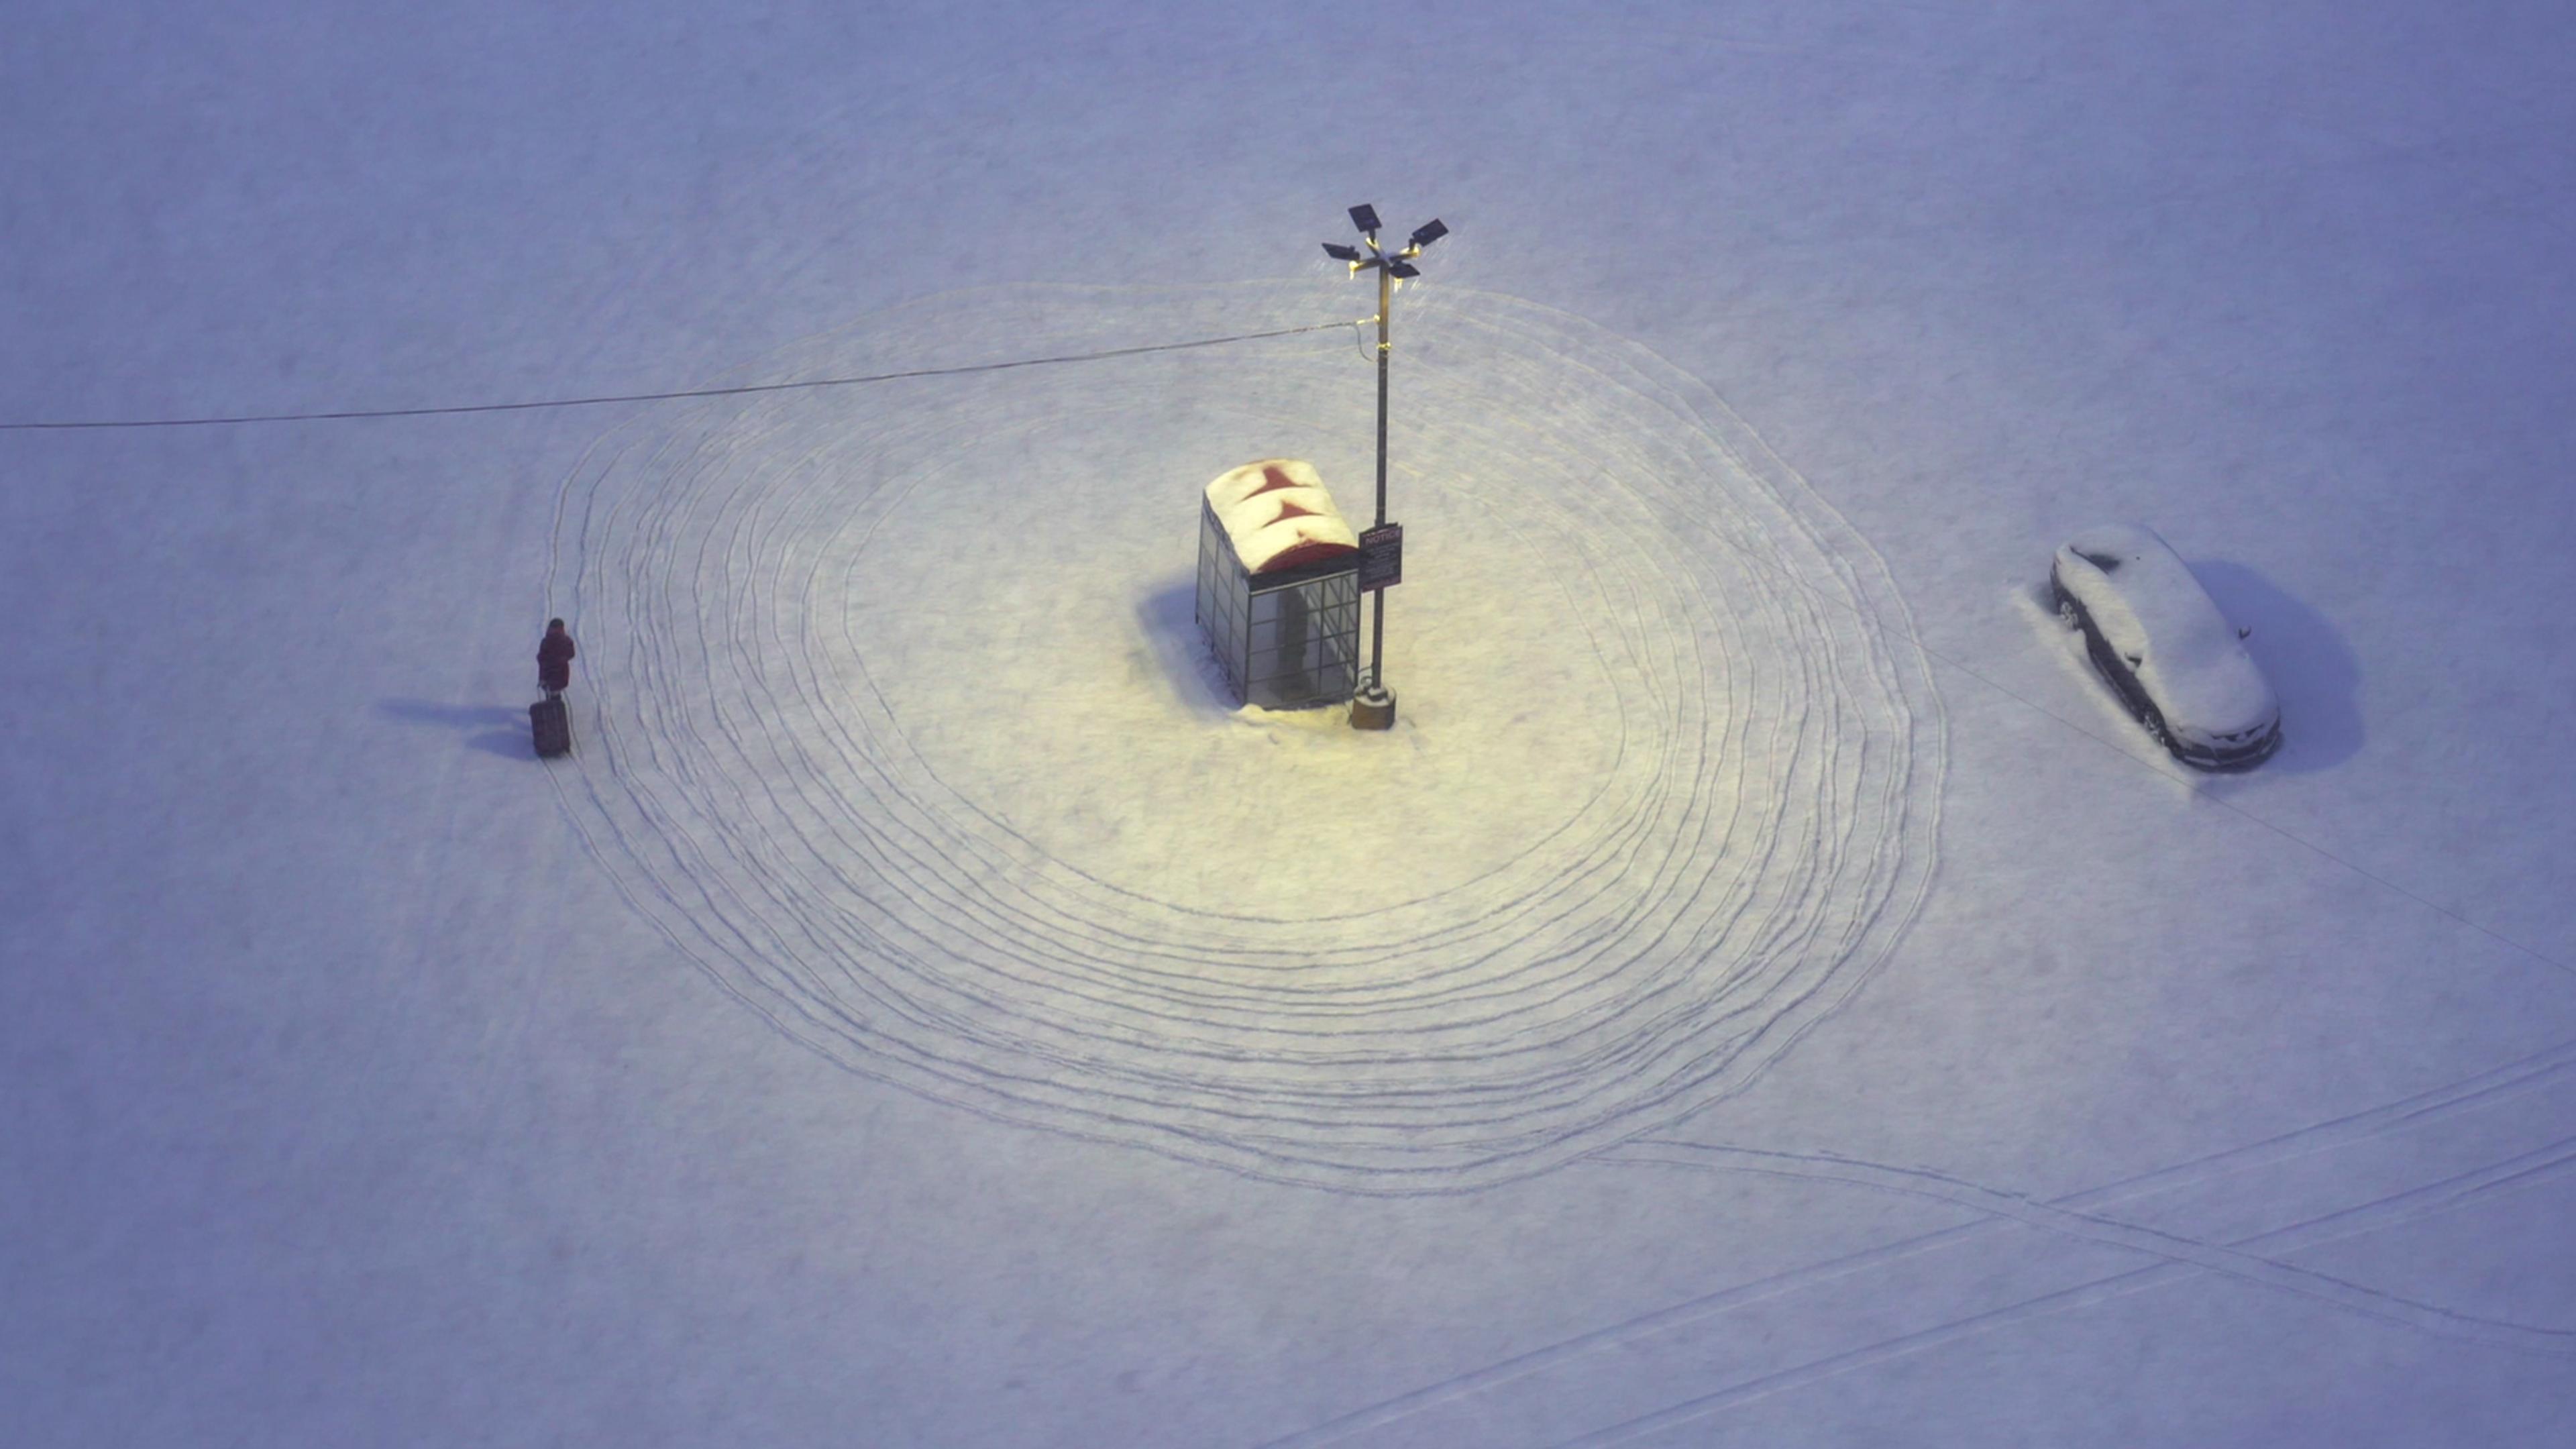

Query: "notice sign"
(1356, 523), (1403, 590)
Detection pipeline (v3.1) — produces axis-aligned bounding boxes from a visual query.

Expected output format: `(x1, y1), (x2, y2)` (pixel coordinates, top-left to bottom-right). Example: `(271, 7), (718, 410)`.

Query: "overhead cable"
(0, 319), (1366, 431)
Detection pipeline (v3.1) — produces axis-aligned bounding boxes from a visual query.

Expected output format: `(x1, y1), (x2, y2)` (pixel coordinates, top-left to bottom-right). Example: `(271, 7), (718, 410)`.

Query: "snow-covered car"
(2050, 523), (2281, 769)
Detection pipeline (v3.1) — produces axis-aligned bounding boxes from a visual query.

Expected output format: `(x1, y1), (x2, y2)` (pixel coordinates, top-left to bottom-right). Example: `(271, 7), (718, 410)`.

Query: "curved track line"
(545, 280), (1946, 1190)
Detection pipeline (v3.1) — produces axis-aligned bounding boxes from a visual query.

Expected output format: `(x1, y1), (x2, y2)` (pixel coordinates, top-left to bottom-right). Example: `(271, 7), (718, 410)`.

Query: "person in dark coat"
(537, 619), (576, 699)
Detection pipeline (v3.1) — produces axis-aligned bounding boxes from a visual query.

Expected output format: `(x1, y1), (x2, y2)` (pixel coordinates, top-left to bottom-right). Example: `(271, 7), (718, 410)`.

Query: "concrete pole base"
(1348, 683), (1397, 731)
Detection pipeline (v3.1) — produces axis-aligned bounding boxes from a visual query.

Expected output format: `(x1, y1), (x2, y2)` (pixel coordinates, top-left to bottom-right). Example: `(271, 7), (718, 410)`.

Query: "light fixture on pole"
(1321, 203), (1446, 731)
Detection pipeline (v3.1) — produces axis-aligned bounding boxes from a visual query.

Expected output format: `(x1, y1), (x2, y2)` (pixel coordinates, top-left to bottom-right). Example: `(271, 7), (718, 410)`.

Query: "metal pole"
(1371, 255), (1391, 691)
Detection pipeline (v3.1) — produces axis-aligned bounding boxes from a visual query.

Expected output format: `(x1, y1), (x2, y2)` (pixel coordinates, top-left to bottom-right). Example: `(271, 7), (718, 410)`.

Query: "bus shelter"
(1195, 460), (1362, 710)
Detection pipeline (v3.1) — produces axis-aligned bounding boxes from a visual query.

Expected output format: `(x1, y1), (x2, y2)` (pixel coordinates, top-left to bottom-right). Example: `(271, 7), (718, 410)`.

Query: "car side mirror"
(2238, 625), (2253, 639)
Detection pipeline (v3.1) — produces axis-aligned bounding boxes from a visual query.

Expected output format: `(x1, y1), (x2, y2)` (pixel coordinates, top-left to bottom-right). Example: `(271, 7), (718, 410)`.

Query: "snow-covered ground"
(6, 3), (2573, 1444)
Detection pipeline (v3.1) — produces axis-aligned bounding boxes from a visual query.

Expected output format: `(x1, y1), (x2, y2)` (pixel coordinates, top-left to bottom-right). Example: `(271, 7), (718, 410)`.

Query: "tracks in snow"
(545, 281), (1945, 1192)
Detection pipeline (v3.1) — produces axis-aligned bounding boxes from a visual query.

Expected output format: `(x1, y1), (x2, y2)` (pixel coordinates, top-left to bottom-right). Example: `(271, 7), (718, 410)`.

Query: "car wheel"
(2057, 596), (2081, 630)
(2140, 710), (2167, 749)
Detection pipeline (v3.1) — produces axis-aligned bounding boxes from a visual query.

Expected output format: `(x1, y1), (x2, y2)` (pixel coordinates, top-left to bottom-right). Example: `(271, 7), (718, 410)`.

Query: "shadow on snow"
(1132, 576), (1239, 720)
(2187, 558), (2363, 775)
(376, 698), (536, 760)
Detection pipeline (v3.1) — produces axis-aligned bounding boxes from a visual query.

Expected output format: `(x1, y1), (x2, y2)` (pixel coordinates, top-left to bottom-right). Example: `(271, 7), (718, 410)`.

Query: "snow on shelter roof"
(1204, 460), (1359, 575)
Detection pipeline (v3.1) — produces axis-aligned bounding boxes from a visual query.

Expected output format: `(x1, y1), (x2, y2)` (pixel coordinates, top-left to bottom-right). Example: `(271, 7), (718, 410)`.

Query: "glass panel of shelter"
(1243, 570), (1360, 708)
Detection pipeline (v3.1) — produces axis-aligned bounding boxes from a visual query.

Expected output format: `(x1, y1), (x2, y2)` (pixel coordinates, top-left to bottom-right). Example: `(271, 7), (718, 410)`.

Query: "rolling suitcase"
(530, 695), (572, 758)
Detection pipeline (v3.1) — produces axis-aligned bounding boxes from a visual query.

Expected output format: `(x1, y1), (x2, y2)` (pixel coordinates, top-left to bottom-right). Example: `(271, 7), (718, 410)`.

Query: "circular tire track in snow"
(549, 281), (1945, 1191)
